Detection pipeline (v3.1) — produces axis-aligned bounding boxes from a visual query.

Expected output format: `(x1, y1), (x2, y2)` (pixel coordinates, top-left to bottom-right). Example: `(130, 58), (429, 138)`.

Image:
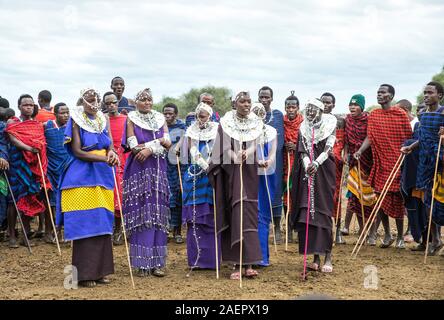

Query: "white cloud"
(0, 0), (443, 113)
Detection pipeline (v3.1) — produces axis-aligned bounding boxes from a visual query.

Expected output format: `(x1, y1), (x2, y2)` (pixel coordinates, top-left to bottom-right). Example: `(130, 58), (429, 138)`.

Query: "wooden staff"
(353, 155), (405, 257)
(112, 167), (135, 289)
(424, 137), (442, 264)
(357, 160), (366, 227)
(333, 165), (345, 245)
(302, 126), (315, 281)
(259, 143), (277, 254)
(212, 189), (219, 279)
(176, 155), (183, 194)
(285, 152), (291, 251)
(351, 153), (404, 256)
(36, 153), (61, 256)
(239, 137), (244, 288)
(3, 172), (32, 254)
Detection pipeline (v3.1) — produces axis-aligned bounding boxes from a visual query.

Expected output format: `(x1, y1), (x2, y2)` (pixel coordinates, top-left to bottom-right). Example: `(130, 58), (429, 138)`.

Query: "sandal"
(43, 234), (55, 244)
(428, 243), (444, 256)
(366, 237), (377, 246)
(8, 238), (19, 249)
(230, 271), (241, 280)
(340, 228), (349, 236)
(245, 268), (259, 278)
(79, 280), (96, 288)
(321, 265), (333, 273)
(395, 239), (406, 249)
(379, 237), (395, 248)
(410, 243), (426, 252)
(174, 235), (184, 244)
(307, 262), (319, 271)
(113, 232), (123, 246)
(137, 269), (149, 277)
(153, 268), (166, 277)
(96, 277), (111, 284)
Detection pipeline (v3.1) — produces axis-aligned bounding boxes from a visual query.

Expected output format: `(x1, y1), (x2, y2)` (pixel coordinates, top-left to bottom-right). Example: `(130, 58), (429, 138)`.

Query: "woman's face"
(82, 92), (99, 116)
(306, 104), (321, 122)
(198, 110), (210, 128)
(136, 93), (153, 113)
(235, 97), (252, 118)
(253, 106), (266, 120)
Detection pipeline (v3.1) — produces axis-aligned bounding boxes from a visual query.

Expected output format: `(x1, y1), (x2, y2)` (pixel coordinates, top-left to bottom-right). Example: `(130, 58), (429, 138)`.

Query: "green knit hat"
(349, 94), (365, 111)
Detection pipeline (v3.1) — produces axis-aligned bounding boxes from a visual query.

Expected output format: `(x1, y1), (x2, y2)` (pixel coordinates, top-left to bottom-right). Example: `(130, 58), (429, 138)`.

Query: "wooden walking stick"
(424, 137), (442, 264)
(333, 165), (345, 245)
(357, 160), (366, 227)
(36, 153), (61, 256)
(176, 155), (183, 194)
(3, 172), (32, 254)
(351, 153), (404, 256)
(353, 155), (405, 257)
(352, 155), (404, 256)
(112, 167), (136, 289)
(302, 126), (315, 281)
(285, 152), (291, 251)
(239, 136), (244, 288)
(213, 189), (219, 279)
(259, 143), (277, 254)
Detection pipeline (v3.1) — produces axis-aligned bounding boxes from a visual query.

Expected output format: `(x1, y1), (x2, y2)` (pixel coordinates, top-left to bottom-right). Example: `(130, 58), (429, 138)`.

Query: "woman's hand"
(285, 142), (297, 152)
(135, 148), (152, 162)
(107, 150), (120, 166)
(306, 162), (318, 176)
(0, 158), (9, 171)
(400, 145), (412, 155)
(258, 159), (270, 168)
(27, 146), (39, 154)
(237, 150), (247, 163)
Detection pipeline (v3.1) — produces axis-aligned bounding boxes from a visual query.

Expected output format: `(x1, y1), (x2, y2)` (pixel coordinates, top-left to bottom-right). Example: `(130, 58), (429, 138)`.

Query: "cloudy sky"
(1, 0), (443, 113)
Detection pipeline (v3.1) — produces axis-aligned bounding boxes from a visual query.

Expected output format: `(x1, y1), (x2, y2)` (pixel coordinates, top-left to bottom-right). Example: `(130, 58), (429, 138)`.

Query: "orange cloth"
(35, 108), (56, 123)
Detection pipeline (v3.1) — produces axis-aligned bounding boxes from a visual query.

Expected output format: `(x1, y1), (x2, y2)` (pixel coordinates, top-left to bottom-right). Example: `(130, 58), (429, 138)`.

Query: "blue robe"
(56, 118), (115, 241)
(0, 122), (9, 225)
(117, 96), (135, 113)
(416, 111), (444, 226)
(166, 119), (187, 228)
(44, 120), (73, 206)
(401, 123), (426, 242)
(257, 140), (275, 266)
(265, 109), (284, 217)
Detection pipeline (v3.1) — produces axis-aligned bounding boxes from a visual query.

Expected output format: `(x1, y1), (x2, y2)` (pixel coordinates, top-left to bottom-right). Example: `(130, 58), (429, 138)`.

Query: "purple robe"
(122, 121), (170, 270)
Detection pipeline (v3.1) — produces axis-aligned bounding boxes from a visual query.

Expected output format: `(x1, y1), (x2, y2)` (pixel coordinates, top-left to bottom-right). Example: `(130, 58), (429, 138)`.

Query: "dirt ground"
(0, 218), (443, 300)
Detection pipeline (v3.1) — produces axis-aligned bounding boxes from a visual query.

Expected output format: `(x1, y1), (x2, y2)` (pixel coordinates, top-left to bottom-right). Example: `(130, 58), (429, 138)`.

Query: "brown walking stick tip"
(351, 153), (404, 256)
(285, 152), (291, 251)
(36, 153), (61, 256)
(357, 160), (366, 227)
(3, 172), (32, 254)
(213, 189), (219, 279)
(424, 137), (442, 264)
(260, 143), (277, 255)
(112, 167), (136, 289)
(353, 155), (405, 257)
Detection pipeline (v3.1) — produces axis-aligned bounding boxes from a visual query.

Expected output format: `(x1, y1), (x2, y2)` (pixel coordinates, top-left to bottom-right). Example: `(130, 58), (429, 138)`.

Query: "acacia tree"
(154, 85), (233, 118)
(417, 65), (444, 105)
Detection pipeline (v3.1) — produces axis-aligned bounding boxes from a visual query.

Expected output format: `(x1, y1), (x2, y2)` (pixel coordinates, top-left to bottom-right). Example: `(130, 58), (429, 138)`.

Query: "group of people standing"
(0, 77), (442, 287)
